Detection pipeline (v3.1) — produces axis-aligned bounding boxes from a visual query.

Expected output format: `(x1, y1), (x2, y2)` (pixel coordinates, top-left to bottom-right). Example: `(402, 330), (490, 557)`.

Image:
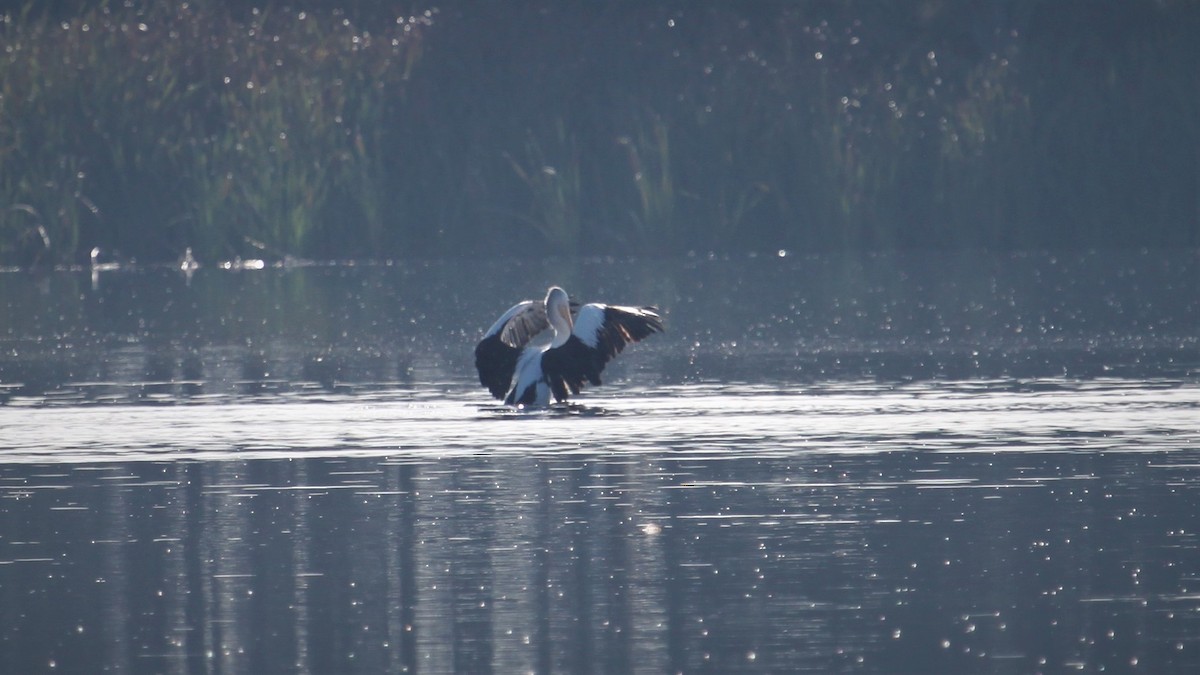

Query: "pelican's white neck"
(545, 286), (573, 347)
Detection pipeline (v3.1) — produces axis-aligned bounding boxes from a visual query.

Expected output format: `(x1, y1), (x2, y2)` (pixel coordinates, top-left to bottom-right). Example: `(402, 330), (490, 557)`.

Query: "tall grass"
(0, 3), (424, 264)
(505, 119), (582, 255)
(619, 113), (675, 253)
(1, 1), (1196, 266)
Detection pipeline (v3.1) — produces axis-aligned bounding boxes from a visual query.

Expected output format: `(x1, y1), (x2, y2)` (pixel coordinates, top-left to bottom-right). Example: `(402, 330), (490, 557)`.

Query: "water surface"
(1, 252), (1198, 673)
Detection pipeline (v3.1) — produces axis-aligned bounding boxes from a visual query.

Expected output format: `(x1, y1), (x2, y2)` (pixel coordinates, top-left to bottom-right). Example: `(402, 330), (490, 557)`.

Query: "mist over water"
(1, 251), (1198, 673)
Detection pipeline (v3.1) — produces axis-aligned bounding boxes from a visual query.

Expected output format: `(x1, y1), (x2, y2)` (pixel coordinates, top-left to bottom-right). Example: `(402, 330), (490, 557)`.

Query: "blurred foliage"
(0, 1), (424, 264)
(0, 0), (1196, 265)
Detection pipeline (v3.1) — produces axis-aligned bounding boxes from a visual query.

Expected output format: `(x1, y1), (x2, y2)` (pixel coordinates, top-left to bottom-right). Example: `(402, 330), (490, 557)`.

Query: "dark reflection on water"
(3, 442), (1200, 673)
(1, 251), (1199, 674)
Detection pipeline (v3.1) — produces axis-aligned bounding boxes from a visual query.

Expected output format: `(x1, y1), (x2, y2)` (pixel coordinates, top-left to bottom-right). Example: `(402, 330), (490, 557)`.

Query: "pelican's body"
(475, 286), (664, 407)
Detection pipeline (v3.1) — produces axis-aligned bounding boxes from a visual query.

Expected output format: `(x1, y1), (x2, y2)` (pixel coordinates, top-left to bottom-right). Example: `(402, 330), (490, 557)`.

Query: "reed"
(505, 119), (583, 255)
(618, 113), (675, 253)
(0, 2), (423, 265)
(1, 1), (1196, 265)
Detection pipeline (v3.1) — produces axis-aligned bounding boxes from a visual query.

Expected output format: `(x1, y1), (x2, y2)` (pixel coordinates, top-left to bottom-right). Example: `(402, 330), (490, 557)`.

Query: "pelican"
(90, 247), (121, 272)
(179, 247), (199, 273)
(475, 286), (664, 407)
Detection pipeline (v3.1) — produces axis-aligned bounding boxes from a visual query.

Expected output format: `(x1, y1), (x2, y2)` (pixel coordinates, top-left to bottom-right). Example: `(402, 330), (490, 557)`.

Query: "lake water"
(1, 251), (1198, 674)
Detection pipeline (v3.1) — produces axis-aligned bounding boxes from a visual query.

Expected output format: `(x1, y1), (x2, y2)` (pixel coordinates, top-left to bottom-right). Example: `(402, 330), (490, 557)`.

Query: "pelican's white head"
(545, 286), (574, 346)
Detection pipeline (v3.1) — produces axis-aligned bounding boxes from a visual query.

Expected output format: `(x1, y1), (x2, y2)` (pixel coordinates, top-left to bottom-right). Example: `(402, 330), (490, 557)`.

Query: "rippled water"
(1, 252), (1198, 673)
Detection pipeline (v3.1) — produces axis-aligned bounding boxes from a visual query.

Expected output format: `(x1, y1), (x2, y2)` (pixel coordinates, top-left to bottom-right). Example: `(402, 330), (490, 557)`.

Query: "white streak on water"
(0, 380), (1196, 464)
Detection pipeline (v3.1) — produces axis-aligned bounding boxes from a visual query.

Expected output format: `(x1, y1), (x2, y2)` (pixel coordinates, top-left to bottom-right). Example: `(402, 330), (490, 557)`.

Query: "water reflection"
(3, 428), (1200, 673)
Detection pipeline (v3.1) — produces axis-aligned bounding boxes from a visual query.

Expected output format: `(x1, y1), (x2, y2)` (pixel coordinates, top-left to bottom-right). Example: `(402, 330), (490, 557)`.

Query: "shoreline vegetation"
(1, 1), (1197, 267)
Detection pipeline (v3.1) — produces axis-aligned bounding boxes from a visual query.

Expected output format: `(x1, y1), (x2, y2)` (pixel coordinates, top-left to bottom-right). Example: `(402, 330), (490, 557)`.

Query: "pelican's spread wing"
(578, 304), (666, 358)
(498, 302), (552, 349)
(475, 300), (549, 399)
(541, 303), (665, 401)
